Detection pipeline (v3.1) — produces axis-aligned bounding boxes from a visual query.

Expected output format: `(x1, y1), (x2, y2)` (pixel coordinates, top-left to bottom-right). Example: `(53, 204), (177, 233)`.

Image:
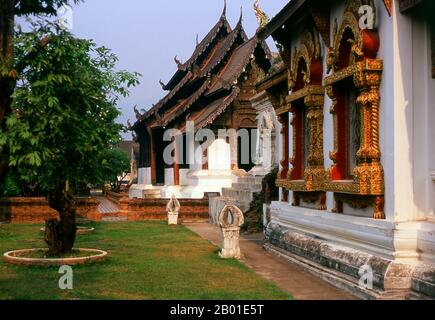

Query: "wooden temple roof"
(132, 7), (271, 133)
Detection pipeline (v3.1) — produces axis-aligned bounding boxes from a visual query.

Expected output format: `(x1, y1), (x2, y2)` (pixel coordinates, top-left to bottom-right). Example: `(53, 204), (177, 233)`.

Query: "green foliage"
(242, 167), (279, 233)
(0, 20), (140, 193)
(14, 0), (82, 16)
(98, 148), (130, 192)
(0, 171), (21, 197)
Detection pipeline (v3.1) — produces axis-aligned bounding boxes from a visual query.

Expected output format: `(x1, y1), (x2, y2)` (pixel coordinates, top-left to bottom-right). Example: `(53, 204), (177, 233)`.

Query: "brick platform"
(123, 198), (209, 222)
(0, 196), (209, 223)
(0, 197), (99, 223)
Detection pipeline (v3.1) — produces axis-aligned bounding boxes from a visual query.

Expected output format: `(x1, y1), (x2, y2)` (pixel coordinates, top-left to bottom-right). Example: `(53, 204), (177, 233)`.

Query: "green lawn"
(0, 222), (292, 300)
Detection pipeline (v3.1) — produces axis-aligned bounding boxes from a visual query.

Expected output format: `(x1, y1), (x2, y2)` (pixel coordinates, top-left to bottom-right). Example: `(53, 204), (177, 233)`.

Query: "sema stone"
(218, 201), (244, 259)
(167, 195), (180, 225)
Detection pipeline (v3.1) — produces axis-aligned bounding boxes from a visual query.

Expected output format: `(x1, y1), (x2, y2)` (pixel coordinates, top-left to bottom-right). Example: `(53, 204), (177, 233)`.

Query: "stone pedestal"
(218, 201), (244, 259)
(167, 212), (179, 225)
(219, 226), (241, 259)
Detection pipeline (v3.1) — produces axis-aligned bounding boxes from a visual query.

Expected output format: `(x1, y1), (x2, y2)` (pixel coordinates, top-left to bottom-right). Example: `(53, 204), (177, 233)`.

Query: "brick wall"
(123, 198), (209, 222)
(0, 196), (210, 223)
(0, 197), (100, 223)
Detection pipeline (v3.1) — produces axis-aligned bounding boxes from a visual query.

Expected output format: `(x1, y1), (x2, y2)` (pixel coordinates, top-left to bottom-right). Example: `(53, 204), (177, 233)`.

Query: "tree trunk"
(0, 0), (15, 184)
(45, 182), (77, 256)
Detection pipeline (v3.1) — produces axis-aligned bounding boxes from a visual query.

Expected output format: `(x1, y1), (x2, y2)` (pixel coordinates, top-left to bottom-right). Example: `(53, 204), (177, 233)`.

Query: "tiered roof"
(132, 5), (271, 133)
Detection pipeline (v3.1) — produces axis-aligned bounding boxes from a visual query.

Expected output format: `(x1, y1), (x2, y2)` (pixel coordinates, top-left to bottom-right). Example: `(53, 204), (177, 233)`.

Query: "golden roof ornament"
(254, 0), (269, 30)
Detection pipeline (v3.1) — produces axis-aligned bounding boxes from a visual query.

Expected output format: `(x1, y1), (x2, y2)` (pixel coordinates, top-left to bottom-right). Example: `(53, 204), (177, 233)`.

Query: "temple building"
(130, 4), (274, 199)
(257, 0), (435, 299)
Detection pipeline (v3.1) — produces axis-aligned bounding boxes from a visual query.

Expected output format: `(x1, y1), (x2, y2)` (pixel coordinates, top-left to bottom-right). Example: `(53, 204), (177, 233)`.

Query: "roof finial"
(238, 6), (243, 24)
(174, 56), (183, 69)
(133, 105), (142, 121)
(196, 33), (199, 46)
(254, 0), (269, 30)
(159, 79), (166, 89)
(222, 0), (227, 17)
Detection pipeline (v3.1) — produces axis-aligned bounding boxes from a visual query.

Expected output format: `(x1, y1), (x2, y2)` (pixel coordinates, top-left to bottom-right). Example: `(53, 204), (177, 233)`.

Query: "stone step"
(143, 189), (162, 199)
(236, 175), (265, 184)
(231, 182), (262, 191)
(221, 188), (254, 202)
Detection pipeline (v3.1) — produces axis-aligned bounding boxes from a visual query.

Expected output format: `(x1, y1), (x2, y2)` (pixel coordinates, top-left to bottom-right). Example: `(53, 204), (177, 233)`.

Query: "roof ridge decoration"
(174, 56), (184, 70)
(159, 79), (166, 89)
(254, 0), (269, 30)
(134, 105), (143, 121)
(238, 6), (243, 26)
(165, 79), (211, 127)
(199, 23), (246, 78)
(177, 1), (232, 73)
(198, 87), (241, 130)
(142, 71), (194, 121)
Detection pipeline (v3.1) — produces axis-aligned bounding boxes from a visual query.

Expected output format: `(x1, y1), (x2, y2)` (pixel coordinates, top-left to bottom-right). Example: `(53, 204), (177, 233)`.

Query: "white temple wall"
(208, 138), (231, 171)
(179, 169), (190, 186)
(388, 1), (416, 222)
(164, 168), (174, 186)
(270, 0), (422, 263)
(411, 17), (435, 219)
(137, 167), (151, 185)
(376, 0), (396, 222)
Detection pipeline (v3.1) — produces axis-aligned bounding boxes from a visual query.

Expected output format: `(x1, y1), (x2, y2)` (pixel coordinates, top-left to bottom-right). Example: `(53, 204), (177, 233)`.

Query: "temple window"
(324, 0), (385, 219)
(275, 28), (326, 210)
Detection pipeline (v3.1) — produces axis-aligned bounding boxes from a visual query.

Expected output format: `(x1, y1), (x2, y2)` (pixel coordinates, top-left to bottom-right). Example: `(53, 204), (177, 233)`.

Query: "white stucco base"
(129, 169), (235, 199)
(269, 202), (421, 262)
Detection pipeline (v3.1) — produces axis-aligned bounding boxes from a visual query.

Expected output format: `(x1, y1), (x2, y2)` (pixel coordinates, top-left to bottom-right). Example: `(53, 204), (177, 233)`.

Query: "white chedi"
(218, 200), (244, 259)
(167, 195), (181, 225)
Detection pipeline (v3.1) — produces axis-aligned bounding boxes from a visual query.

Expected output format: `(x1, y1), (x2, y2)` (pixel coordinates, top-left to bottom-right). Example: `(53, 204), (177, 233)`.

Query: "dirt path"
(184, 222), (358, 300)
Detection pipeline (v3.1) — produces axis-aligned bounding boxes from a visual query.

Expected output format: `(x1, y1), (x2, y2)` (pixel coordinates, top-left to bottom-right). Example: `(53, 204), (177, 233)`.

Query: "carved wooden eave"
(307, 3), (331, 46)
(257, 0), (307, 41)
(256, 67), (287, 93)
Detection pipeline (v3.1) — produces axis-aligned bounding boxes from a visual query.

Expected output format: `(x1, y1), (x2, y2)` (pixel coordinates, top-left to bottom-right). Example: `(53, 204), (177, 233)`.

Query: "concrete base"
(265, 203), (435, 299)
(264, 225), (415, 299)
(219, 226), (241, 259)
(209, 173), (265, 225)
(129, 170), (235, 200)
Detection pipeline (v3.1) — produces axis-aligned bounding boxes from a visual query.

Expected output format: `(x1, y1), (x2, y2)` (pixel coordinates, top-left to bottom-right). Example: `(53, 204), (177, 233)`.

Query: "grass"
(0, 222), (292, 300)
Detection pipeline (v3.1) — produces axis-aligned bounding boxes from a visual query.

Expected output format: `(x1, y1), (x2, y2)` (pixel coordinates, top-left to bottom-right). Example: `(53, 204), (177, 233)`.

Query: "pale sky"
(69, 0), (289, 139)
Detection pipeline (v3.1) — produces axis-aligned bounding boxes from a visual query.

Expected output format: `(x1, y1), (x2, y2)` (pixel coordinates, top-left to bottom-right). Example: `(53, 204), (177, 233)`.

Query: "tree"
(99, 148), (130, 193)
(1, 0), (81, 183)
(0, 21), (139, 255)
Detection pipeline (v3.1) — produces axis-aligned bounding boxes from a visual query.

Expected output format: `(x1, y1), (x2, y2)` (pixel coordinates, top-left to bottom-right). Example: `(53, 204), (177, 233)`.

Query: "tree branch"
(13, 36), (50, 75)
